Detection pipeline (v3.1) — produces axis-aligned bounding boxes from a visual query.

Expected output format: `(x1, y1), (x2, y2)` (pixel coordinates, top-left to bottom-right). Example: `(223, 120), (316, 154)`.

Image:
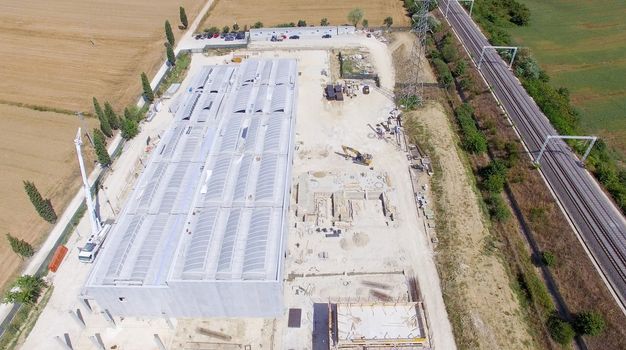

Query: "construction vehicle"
(78, 223), (111, 263)
(341, 145), (373, 166)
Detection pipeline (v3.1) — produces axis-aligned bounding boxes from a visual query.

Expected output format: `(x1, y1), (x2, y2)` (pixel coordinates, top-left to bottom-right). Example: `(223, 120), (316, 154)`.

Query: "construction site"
(11, 20), (455, 349)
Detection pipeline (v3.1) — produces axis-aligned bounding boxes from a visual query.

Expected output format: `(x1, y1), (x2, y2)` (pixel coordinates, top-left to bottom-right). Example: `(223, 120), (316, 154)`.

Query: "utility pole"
(74, 128), (102, 236)
(403, 0), (432, 105)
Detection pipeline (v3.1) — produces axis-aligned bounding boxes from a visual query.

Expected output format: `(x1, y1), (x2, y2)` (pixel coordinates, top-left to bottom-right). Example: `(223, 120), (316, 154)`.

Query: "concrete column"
(78, 298), (93, 313)
(53, 335), (73, 350)
(102, 309), (116, 328)
(89, 334), (105, 350)
(154, 334), (167, 350)
(68, 309), (85, 329)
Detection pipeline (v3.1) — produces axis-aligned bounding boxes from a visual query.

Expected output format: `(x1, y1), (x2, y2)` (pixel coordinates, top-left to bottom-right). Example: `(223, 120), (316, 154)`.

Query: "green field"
(508, 0), (626, 157)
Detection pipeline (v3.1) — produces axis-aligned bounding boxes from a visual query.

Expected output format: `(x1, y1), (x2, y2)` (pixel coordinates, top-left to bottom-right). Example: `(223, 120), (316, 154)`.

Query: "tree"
(384, 16), (393, 29)
(179, 6), (188, 29)
(347, 8), (364, 26)
(23, 181), (57, 223)
(93, 129), (111, 166)
(297, 19), (306, 27)
(6, 233), (34, 259)
(320, 18), (329, 26)
(547, 315), (575, 345)
(124, 106), (143, 122)
(574, 311), (605, 336)
(253, 21), (263, 29)
(441, 43), (458, 63)
(222, 25), (230, 33)
(233, 23), (240, 32)
(166, 43), (176, 66)
(141, 72), (154, 102)
(165, 20), (175, 46)
(4, 275), (46, 305)
(362, 19), (369, 29)
(93, 97), (112, 137)
(103, 102), (120, 130)
(121, 117), (139, 140)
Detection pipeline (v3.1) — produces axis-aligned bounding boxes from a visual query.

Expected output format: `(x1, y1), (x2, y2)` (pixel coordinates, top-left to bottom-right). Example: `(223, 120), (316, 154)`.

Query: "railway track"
(440, 0), (626, 311)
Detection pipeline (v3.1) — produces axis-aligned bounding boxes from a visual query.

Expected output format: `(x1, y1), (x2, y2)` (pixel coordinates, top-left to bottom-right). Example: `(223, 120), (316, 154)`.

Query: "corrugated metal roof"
(86, 59), (296, 287)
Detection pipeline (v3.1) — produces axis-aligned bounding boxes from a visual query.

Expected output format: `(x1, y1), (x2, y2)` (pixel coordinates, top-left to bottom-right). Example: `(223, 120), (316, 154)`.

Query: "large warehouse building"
(82, 58), (298, 317)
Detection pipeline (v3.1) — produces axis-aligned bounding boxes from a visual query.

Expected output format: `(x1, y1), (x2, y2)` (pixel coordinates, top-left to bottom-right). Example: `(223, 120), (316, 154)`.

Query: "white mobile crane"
(74, 128), (110, 263)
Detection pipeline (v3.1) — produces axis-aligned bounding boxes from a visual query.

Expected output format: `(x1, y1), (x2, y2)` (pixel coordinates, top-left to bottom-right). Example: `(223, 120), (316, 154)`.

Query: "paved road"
(440, 0), (626, 311)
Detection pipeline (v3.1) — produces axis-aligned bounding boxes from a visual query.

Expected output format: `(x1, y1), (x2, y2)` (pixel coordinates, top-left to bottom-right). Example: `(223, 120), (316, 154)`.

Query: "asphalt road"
(440, 0), (626, 311)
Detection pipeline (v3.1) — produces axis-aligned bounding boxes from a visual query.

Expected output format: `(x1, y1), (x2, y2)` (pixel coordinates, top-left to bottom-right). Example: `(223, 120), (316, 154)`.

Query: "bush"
(222, 25), (230, 33)
(509, 2), (530, 26)
(4, 275), (46, 305)
(454, 103), (487, 154)
(573, 311), (605, 336)
(486, 193), (510, 221)
(432, 58), (453, 88)
(441, 43), (458, 63)
(121, 117), (139, 140)
(297, 19), (306, 27)
(232, 23), (240, 31)
(541, 251), (556, 267)
(482, 160), (508, 193)
(547, 315), (575, 345)
(253, 21), (263, 29)
(320, 18), (329, 26)
(453, 61), (466, 77)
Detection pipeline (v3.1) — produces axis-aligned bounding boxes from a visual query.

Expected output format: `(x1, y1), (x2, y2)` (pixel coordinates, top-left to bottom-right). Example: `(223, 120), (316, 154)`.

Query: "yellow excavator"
(341, 145), (373, 166)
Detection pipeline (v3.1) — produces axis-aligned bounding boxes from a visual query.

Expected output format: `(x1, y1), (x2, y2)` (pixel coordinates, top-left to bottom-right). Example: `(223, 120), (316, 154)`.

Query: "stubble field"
(0, 0), (203, 291)
(200, 0), (410, 29)
(0, 105), (98, 290)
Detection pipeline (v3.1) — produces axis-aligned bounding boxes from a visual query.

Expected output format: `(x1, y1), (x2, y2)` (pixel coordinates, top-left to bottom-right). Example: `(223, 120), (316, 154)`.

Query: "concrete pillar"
(153, 334), (167, 350)
(89, 334), (105, 350)
(161, 313), (174, 329)
(78, 298), (93, 313)
(68, 309), (85, 329)
(53, 335), (73, 350)
(102, 309), (116, 328)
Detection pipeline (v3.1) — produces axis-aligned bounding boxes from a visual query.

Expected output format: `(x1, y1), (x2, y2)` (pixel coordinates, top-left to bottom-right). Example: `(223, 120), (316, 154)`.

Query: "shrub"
(121, 117), (139, 140)
(320, 18), (329, 26)
(4, 275), (46, 305)
(573, 311), (605, 336)
(232, 23), (240, 31)
(253, 21), (263, 29)
(547, 315), (575, 345)
(441, 43), (458, 63)
(482, 160), (508, 193)
(509, 2), (530, 26)
(222, 25), (230, 33)
(362, 19), (369, 28)
(384, 16), (393, 29)
(541, 251), (556, 267)
(453, 61), (466, 77)
(432, 58), (453, 88)
(486, 193), (510, 221)
(297, 20), (306, 27)
(454, 103), (487, 154)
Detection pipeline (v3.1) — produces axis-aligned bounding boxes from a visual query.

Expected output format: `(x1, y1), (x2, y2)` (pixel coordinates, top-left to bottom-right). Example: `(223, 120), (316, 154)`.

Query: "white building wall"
(85, 280), (283, 317)
(250, 26), (355, 41)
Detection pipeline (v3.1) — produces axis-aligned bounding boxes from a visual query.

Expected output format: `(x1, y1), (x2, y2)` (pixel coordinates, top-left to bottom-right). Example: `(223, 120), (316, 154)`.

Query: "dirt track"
(200, 0), (410, 29)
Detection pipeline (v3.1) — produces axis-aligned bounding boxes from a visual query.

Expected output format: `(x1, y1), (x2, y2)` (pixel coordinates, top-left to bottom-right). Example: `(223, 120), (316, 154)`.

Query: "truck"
(78, 224), (111, 263)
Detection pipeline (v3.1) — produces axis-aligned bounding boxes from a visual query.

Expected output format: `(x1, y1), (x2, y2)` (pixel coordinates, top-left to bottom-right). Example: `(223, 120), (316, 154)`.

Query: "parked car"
(322, 34), (332, 39)
(225, 36), (235, 41)
(235, 32), (245, 40)
(289, 35), (300, 39)
(212, 33), (219, 38)
(194, 34), (202, 40)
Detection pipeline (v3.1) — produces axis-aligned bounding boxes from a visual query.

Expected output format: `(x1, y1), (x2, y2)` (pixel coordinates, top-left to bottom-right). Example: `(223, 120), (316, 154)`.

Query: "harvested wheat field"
(200, 0), (409, 30)
(0, 105), (98, 290)
(0, 0), (205, 112)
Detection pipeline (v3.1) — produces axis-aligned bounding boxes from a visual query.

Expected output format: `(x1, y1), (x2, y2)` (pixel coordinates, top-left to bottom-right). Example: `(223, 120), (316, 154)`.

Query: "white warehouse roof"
(84, 58), (297, 312)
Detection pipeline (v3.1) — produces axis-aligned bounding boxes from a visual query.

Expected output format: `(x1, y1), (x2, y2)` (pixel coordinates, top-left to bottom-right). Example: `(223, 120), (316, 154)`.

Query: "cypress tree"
(166, 43), (176, 66)
(93, 129), (112, 166)
(94, 97), (112, 137)
(103, 102), (120, 130)
(6, 233), (34, 259)
(141, 72), (154, 102)
(180, 7), (188, 29)
(23, 181), (57, 223)
(165, 20), (175, 46)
